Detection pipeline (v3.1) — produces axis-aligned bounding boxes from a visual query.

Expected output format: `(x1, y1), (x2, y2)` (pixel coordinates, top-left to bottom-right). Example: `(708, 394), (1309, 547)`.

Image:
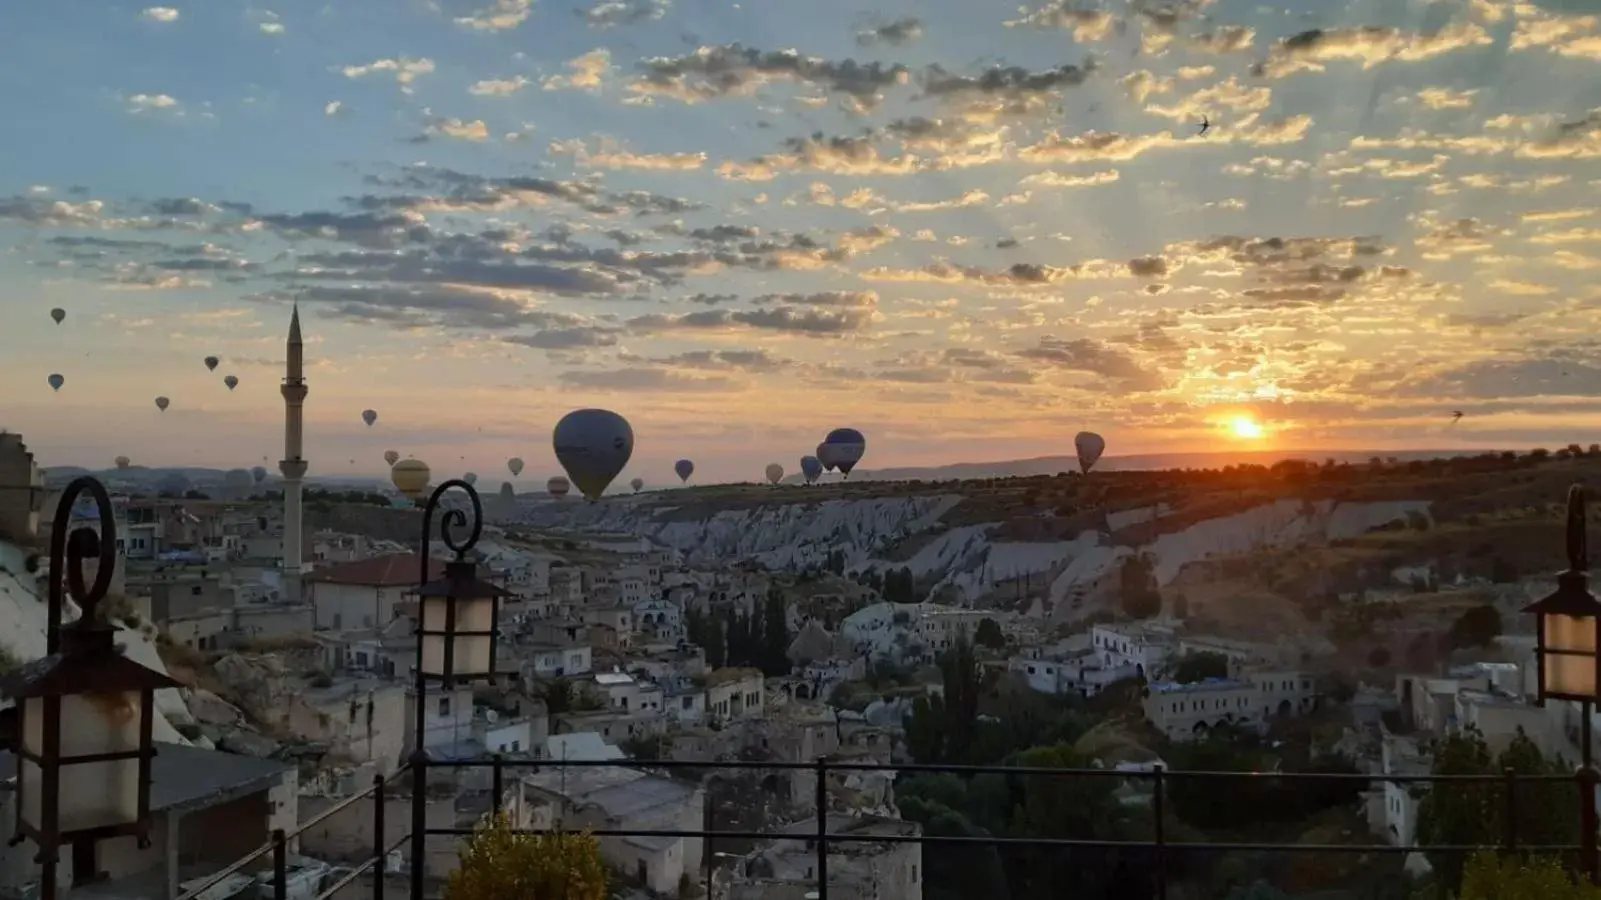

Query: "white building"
(1369, 733), (1430, 848)
(1142, 671), (1317, 741)
(706, 667), (765, 722)
(1092, 623), (1176, 677)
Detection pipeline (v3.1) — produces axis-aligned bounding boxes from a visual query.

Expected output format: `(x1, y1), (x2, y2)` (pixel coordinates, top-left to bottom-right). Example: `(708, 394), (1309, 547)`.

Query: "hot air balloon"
(223, 375), (238, 391)
(765, 463), (784, 486)
(47, 374), (64, 392)
(155, 396), (170, 411)
(498, 481), (515, 501)
(391, 459), (430, 499)
(508, 457), (524, 478)
(251, 465), (268, 485)
(674, 459), (694, 484)
(464, 472), (478, 486)
(50, 308), (65, 325)
(547, 475), (571, 498)
(362, 409), (378, 427)
(1075, 431), (1106, 474)
(801, 455), (822, 484)
(823, 428), (867, 477)
(552, 408), (634, 501)
(114, 456), (131, 470)
(223, 468), (253, 495)
(384, 450), (400, 467)
(630, 477), (644, 493)
(204, 356), (219, 372)
(816, 442), (836, 472)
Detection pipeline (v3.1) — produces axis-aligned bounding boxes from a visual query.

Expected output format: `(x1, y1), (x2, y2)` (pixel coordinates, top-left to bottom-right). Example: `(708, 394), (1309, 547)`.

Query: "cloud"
(504, 327), (621, 349)
(325, 101), (345, 117)
(469, 76), (531, 97)
(627, 302), (877, 336)
(856, 17), (925, 46)
(420, 117), (492, 142)
(1017, 337), (1165, 391)
(1005, 3), (1120, 43)
(559, 367), (740, 391)
(583, 0), (669, 29)
(1253, 23), (1493, 78)
(548, 137), (706, 171)
(126, 93), (179, 113)
(543, 50), (612, 92)
(1516, 109), (1601, 160)
(632, 43), (910, 107)
(140, 7), (179, 22)
(454, 0), (533, 31)
(341, 58), (436, 86)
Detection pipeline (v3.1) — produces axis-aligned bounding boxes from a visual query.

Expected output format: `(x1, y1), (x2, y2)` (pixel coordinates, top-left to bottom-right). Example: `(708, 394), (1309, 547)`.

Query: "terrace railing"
(175, 756), (1595, 900)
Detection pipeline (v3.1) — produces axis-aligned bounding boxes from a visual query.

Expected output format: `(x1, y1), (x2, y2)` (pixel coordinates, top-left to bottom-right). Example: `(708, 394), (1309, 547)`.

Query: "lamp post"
(1, 477), (180, 900)
(408, 480), (508, 899)
(1522, 483), (1601, 882)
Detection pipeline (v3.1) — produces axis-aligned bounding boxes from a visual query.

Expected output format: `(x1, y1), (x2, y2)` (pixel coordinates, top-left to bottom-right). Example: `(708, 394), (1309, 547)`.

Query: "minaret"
(279, 304), (309, 605)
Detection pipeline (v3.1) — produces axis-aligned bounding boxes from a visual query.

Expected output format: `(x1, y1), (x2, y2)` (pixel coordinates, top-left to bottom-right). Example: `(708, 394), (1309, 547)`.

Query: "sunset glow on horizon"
(3, 0), (1601, 481)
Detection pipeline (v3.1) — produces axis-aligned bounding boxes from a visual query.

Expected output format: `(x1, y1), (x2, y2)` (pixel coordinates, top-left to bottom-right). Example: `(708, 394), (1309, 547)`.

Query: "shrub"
(445, 813), (607, 900)
(1458, 852), (1601, 900)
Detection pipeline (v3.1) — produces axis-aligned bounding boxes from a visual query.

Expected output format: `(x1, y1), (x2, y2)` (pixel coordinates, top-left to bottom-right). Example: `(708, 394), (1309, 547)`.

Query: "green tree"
(761, 587), (791, 676)
(974, 617), (1005, 649)
(1119, 553), (1162, 619)
(902, 632), (983, 764)
(1167, 651), (1229, 684)
(445, 813), (607, 900)
(1459, 851), (1601, 900)
(1449, 604), (1503, 648)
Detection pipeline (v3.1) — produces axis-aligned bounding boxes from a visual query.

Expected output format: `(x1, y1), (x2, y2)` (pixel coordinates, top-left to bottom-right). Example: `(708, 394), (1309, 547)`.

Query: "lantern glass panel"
(420, 595), (494, 678)
(1545, 612), (1598, 655)
(1547, 651), (1599, 699)
(20, 692), (145, 835)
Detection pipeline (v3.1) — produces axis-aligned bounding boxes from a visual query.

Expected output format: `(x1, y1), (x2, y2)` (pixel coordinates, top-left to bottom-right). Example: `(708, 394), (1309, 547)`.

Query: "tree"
(1449, 604), (1503, 648)
(903, 633), (984, 764)
(1167, 651), (1229, 684)
(445, 813), (607, 900)
(1118, 553), (1162, 619)
(1366, 646), (1392, 668)
(974, 617), (1005, 649)
(1458, 851), (1601, 900)
(761, 586), (790, 675)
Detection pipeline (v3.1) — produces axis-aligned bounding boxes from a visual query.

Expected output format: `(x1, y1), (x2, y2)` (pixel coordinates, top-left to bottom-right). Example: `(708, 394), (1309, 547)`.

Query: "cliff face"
(0, 538), (196, 745)
(510, 493), (1433, 604)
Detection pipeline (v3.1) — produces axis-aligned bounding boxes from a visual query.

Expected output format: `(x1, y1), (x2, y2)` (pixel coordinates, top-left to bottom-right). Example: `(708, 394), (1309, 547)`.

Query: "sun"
(1230, 416), (1265, 440)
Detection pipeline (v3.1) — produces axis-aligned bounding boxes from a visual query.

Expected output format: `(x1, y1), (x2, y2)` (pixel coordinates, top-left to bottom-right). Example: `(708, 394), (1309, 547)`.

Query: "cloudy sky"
(3, 0), (1601, 482)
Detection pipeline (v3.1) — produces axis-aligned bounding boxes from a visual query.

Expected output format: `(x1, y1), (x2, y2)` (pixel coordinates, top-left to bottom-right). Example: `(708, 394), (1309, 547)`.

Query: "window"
(682, 696), (693, 710)
(191, 585), (203, 596)
(438, 697), (450, 717)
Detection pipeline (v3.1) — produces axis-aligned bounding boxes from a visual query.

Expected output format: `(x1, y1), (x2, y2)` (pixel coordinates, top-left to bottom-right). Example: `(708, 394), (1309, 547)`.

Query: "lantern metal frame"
(1523, 485), (1601, 711)
(1, 476), (180, 900)
(407, 479), (506, 898)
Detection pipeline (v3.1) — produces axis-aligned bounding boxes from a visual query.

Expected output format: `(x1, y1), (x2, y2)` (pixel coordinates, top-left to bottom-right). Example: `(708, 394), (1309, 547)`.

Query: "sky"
(3, 0), (1601, 485)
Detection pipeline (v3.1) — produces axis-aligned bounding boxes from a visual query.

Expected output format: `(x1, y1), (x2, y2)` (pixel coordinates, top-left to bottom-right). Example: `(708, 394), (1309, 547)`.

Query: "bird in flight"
(1197, 116), (1210, 136)
(1449, 411), (1463, 423)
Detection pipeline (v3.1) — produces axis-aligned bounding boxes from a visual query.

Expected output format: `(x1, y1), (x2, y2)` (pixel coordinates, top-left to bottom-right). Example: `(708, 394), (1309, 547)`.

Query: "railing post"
(492, 753), (505, 817)
(1153, 764), (1167, 900)
(1581, 765), (1600, 885)
(271, 828), (288, 900)
(815, 756), (829, 900)
(373, 774), (386, 900)
(411, 755), (427, 900)
(1502, 767), (1517, 854)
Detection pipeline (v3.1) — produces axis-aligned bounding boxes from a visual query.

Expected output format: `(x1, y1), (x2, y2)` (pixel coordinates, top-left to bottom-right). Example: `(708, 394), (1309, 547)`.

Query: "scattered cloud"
(140, 7), (179, 22)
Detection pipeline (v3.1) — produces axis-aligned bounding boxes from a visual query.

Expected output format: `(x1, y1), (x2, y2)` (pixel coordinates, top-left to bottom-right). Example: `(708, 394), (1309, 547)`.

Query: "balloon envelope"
(204, 356), (219, 372)
(765, 463), (784, 485)
(50, 308), (65, 325)
(674, 459), (694, 483)
(47, 374), (64, 392)
(1074, 431), (1106, 474)
(384, 450), (400, 466)
(223, 375), (238, 390)
(464, 472), (478, 485)
(251, 465), (268, 484)
(816, 442), (836, 471)
(547, 475), (571, 497)
(824, 428), (867, 476)
(114, 456), (131, 469)
(507, 457), (524, 477)
(155, 396), (169, 411)
(362, 409), (378, 427)
(800, 456), (822, 484)
(630, 477), (644, 493)
(552, 408), (634, 500)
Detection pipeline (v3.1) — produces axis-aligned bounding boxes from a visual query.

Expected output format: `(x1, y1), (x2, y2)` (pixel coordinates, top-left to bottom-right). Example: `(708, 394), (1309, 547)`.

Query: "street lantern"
(0, 477), (180, 898)
(1523, 484), (1601, 705)
(415, 557), (508, 685)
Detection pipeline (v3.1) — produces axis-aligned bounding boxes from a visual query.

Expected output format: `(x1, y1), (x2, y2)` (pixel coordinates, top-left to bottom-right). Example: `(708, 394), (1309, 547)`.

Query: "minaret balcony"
(279, 460), (309, 480)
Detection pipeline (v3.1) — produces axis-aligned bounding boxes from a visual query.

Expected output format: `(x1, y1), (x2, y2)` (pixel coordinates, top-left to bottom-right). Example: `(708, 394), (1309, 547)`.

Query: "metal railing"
(173, 755), (1595, 900)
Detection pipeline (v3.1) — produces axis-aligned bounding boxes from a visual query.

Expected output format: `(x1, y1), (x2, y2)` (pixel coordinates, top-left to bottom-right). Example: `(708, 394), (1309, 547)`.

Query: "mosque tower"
(278, 304), (308, 605)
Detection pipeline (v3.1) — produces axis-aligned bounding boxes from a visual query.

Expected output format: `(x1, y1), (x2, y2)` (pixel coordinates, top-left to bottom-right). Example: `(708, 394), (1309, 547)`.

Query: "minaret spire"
(279, 304), (309, 605)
